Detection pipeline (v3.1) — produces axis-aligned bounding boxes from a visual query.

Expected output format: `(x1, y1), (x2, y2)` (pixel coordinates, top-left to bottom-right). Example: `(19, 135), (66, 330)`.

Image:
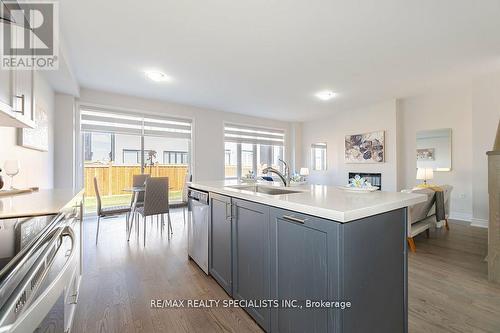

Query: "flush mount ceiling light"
(144, 70), (170, 82)
(315, 90), (336, 101)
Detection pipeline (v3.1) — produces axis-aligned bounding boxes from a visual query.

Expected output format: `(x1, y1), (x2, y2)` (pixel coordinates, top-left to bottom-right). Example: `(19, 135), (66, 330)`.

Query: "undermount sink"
(226, 185), (302, 195)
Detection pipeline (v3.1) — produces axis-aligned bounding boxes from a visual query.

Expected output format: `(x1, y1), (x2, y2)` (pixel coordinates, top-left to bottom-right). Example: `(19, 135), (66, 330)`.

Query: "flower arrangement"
(348, 174), (372, 188)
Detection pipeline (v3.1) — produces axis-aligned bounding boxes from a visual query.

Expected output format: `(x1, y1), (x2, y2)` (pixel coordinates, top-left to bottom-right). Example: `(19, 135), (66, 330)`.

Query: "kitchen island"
(189, 181), (426, 333)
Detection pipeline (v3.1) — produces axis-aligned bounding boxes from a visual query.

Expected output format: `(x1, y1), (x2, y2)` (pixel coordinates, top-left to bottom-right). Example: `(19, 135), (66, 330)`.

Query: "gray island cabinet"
(208, 193), (407, 333)
(209, 193), (233, 294)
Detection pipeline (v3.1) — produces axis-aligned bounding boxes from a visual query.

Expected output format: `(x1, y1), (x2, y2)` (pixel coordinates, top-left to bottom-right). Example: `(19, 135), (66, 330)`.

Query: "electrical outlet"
(459, 193), (466, 199)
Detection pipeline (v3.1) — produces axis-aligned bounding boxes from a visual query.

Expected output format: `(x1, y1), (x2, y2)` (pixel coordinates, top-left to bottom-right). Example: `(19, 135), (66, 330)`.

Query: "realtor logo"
(1, 0), (59, 70)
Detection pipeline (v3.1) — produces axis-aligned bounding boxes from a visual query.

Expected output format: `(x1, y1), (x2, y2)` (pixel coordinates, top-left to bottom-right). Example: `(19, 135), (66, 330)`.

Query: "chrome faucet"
(262, 159), (290, 186)
(279, 159), (290, 180)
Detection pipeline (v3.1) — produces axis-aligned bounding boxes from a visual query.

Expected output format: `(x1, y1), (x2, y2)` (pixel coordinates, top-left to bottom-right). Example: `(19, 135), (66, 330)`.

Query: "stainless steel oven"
(0, 208), (81, 333)
(0, 215), (56, 271)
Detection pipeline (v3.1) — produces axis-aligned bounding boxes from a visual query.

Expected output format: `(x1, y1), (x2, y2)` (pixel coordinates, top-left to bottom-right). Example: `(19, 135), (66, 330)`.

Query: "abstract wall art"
(345, 131), (385, 163)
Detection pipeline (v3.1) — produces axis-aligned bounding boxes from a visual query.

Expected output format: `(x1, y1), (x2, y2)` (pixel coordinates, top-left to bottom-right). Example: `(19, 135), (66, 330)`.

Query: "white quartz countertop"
(189, 181), (427, 223)
(0, 188), (84, 219)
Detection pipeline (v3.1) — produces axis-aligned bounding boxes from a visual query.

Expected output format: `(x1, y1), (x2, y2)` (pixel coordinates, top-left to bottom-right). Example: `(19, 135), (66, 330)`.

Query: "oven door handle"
(3, 225), (77, 333)
(0, 214), (64, 284)
(0, 220), (65, 313)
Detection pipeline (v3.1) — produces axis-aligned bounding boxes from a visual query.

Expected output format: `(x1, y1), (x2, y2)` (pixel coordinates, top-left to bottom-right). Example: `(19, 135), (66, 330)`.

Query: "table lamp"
(416, 168), (433, 186)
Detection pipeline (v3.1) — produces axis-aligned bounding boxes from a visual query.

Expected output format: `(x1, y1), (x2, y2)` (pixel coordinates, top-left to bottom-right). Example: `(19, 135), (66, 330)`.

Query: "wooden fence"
(85, 164), (188, 197)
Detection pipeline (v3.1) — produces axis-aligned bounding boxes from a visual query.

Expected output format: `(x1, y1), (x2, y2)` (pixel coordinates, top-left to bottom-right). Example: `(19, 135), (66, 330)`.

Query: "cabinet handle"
(68, 291), (79, 305)
(13, 94), (25, 115)
(225, 202), (231, 220)
(282, 215), (307, 224)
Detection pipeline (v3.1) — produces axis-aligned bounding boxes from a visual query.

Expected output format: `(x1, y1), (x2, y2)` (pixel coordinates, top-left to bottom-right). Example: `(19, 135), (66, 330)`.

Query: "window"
(123, 149), (140, 164)
(83, 132), (115, 162)
(224, 124), (285, 179)
(163, 151), (188, 164)
(311, 143), (327, 171)
(224, 142), (238, 179)
(81, 107), (192, 168)
(257, 144), (284, 175)
(122, 149), (156, 164)
(81, 106), (193, 207)
(225, 148), (233, 165)
(241, 143), (254, 177)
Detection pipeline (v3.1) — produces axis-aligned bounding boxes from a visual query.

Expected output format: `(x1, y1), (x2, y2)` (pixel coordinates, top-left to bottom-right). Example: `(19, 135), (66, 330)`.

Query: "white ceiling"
(60, 0), (500, 121)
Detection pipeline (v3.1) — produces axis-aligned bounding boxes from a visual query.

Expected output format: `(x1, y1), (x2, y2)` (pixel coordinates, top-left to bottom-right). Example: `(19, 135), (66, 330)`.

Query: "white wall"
(54, 94), (75, 188)
(74, 89), (293, 183)
(302, 72), (499, 226)
(301, 100), (399, 191)
(398, 75), (500, 225)
(290, 122), (303, 174)
(471, 73), (500, 223)
(0, 73), (55, 189)
(397, 87), (474, 221)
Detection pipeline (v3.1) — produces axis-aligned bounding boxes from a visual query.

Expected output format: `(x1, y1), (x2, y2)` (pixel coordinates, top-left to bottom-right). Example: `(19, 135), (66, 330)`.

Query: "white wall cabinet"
(0, 21), (35, 128)
(0, 67), (12, 106)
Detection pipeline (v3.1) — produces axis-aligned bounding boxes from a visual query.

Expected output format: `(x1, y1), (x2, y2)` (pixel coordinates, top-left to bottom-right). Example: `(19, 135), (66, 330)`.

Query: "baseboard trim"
(470, 218), (489, 228)
(449, 212), (472, 222)
(448, 212), (488, 228)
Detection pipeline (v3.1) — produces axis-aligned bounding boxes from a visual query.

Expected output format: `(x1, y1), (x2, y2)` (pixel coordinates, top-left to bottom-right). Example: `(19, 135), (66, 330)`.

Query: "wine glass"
(4, 160), (20, 190)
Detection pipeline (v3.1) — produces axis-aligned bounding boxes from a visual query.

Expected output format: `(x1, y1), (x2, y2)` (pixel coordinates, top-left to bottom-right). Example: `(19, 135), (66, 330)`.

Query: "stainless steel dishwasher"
(187, 188), (209, 274)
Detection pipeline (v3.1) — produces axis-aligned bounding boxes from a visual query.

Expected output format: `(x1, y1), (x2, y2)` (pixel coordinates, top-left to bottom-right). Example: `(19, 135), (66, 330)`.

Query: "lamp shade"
(299, 167), (310, 176)
(416, 168), (434, 180)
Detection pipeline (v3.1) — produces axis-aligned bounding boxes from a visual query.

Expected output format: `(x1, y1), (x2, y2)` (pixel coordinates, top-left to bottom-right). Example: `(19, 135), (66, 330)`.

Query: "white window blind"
(80, 106), (192, 139)
(224, 123), (285, 146)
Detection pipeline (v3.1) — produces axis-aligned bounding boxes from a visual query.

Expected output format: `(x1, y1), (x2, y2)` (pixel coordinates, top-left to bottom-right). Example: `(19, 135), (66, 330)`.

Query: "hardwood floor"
(72, 210), (261, 333)
(72, 215), (500, 333)
(408, 221), (500, 333)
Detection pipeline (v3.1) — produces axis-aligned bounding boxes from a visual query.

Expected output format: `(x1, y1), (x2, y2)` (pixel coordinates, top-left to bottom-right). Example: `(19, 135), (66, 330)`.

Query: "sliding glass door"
(83, 132), (142, 211)
(143, 135), (190, 202)
(81, 107), (192, 212)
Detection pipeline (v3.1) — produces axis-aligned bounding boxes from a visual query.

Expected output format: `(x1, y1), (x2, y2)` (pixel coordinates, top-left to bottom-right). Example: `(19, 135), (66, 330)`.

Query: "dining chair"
(94, 177), (131, 244)
(131, 174), (150, 207)
(136, 177), (171, 246)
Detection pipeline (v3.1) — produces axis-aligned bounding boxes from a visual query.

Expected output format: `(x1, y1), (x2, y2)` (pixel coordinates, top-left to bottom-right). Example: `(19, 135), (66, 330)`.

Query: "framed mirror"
(416, 128), (452, 171)
(311, 143), (327, 171)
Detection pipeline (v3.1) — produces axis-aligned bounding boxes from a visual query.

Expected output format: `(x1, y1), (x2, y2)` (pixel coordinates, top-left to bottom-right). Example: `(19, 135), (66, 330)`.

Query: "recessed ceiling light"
(145, 70), (170, 82)
(315, 90), (336, 101)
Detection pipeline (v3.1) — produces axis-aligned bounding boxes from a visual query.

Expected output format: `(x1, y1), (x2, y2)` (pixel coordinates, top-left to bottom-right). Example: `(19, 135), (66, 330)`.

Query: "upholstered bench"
(401, 185), (453, 252)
